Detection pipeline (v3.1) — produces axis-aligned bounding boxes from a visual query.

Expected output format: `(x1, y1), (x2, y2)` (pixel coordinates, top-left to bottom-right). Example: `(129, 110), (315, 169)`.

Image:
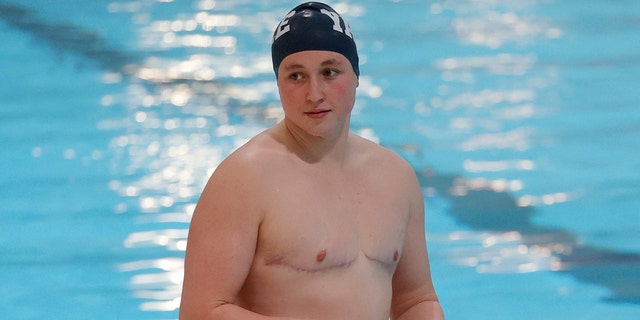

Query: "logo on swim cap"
(271, 2), (359, 77)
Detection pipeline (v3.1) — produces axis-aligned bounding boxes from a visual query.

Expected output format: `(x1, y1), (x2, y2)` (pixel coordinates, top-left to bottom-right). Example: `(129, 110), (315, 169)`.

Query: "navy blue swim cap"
(271, 2), (359, 77)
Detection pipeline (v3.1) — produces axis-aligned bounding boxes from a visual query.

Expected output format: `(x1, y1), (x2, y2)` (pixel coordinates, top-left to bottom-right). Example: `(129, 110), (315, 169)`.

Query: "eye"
(322, 68), (340, 77)
(288, 72), (304, 81)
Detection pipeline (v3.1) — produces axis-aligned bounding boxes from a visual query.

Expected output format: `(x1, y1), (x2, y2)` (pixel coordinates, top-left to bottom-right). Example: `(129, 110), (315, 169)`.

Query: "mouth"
(304, 109), (331, 118)
(305, 110), (330, 115)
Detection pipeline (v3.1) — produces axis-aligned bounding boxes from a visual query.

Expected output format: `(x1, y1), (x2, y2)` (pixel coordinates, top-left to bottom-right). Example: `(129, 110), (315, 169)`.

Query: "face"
(277, 50), (359, 139)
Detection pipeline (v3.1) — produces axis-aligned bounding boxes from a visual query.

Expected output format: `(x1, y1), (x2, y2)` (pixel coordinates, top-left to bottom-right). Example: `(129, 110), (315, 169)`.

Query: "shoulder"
(205, 131), (278, 193)
(349, 133), (421, 202)
(195, 129), (284, 215)
(212, 129), (284, 182)
(350, 133), (415, 178)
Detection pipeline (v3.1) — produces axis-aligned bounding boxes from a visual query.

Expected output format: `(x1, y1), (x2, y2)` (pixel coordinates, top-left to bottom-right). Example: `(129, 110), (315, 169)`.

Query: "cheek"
(278, 85), (298, 105)
(334, 83), (357, 109)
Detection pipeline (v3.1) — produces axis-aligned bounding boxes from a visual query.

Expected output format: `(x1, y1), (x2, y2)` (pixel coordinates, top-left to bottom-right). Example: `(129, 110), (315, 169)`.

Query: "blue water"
(1, 0), (639, 319)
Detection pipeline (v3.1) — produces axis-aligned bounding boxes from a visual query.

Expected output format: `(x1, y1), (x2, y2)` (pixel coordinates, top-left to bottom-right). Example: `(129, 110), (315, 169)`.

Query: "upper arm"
(179, 153), (263, 319)
(390, 166), (441, 319)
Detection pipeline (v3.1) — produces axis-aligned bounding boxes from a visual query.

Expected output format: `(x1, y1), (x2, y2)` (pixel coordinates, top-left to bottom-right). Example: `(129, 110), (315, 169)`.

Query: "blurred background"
(1, 0), (639, 319)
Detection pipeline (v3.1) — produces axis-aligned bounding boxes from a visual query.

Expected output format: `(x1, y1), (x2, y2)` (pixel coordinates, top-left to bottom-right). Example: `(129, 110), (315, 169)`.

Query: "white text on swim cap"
(273, 9), (354, 42)
(319, 9), (354, 40)
(274, 10), (295, 41)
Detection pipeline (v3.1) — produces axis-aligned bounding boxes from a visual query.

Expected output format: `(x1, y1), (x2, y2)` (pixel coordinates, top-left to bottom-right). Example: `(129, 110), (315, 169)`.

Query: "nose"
(306, 75), (324, 103)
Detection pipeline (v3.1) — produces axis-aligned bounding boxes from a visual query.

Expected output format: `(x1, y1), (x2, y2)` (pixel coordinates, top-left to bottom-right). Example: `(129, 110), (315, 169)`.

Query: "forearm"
(393, 300), (444, 320)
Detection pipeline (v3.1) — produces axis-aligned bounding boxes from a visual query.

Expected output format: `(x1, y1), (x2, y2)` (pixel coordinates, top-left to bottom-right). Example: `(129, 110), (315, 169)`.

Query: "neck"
(280, 119), (351, 165)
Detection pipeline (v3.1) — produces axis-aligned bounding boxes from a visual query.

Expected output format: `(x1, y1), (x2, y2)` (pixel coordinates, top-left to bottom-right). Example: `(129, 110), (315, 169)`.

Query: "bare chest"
(256, 176), (409, 273)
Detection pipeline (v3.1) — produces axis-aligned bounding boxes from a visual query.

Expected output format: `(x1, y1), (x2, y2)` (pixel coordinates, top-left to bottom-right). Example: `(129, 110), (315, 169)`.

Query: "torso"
(233, 127), (413, 320)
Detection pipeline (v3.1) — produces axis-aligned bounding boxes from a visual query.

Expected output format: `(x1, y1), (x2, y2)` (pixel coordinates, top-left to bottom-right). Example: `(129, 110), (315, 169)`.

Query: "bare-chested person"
(179, 2), (444, 319)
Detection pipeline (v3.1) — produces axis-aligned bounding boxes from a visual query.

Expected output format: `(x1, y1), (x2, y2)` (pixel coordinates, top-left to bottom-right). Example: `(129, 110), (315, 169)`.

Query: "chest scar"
(263, 248), (398, 273)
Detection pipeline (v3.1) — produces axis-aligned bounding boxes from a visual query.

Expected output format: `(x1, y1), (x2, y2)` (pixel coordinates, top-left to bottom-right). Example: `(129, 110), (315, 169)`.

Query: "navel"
(316, 249), (327, 262)
(393, 250), (399, 262)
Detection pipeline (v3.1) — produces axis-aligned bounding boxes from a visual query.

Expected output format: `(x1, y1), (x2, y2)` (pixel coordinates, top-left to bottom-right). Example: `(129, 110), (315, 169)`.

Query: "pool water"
(1, 0), (639, 319)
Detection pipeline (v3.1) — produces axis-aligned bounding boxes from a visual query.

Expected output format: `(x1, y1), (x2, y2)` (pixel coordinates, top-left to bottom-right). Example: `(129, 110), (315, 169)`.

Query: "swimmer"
(179, 2), (444, 319)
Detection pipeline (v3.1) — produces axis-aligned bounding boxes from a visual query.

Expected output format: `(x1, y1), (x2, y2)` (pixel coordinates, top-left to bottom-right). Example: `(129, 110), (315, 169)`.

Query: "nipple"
(316, 249), (327, 262)
(393, 250), (399, 262)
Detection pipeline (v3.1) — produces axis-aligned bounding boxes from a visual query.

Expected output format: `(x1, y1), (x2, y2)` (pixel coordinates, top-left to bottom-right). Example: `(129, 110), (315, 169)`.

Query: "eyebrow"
(282, 58), (342, 71)
(320, 58), (340, 66)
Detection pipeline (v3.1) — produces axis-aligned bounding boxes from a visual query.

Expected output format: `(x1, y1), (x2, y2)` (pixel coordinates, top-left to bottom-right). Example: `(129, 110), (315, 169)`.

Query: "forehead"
(280, 50), (349, 69)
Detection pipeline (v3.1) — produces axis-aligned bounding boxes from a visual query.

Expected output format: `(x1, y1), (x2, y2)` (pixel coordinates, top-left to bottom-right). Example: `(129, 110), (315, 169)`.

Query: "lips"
(304, 109), (331, 119)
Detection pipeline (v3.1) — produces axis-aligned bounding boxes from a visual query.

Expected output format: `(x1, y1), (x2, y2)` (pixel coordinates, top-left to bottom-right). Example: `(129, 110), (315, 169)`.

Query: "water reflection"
(433, 230), (564, 274)
(96, 1), (298, 314)
(420, 169), (640, 302)
(117, 258), (184, 312)
(443, 0), (563, 48)
(420, 0), (640, 304)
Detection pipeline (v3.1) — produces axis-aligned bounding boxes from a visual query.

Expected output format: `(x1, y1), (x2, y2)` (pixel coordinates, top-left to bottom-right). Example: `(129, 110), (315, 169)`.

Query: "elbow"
(179, 299), (232, 320)
(391, 293), (444, 320)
